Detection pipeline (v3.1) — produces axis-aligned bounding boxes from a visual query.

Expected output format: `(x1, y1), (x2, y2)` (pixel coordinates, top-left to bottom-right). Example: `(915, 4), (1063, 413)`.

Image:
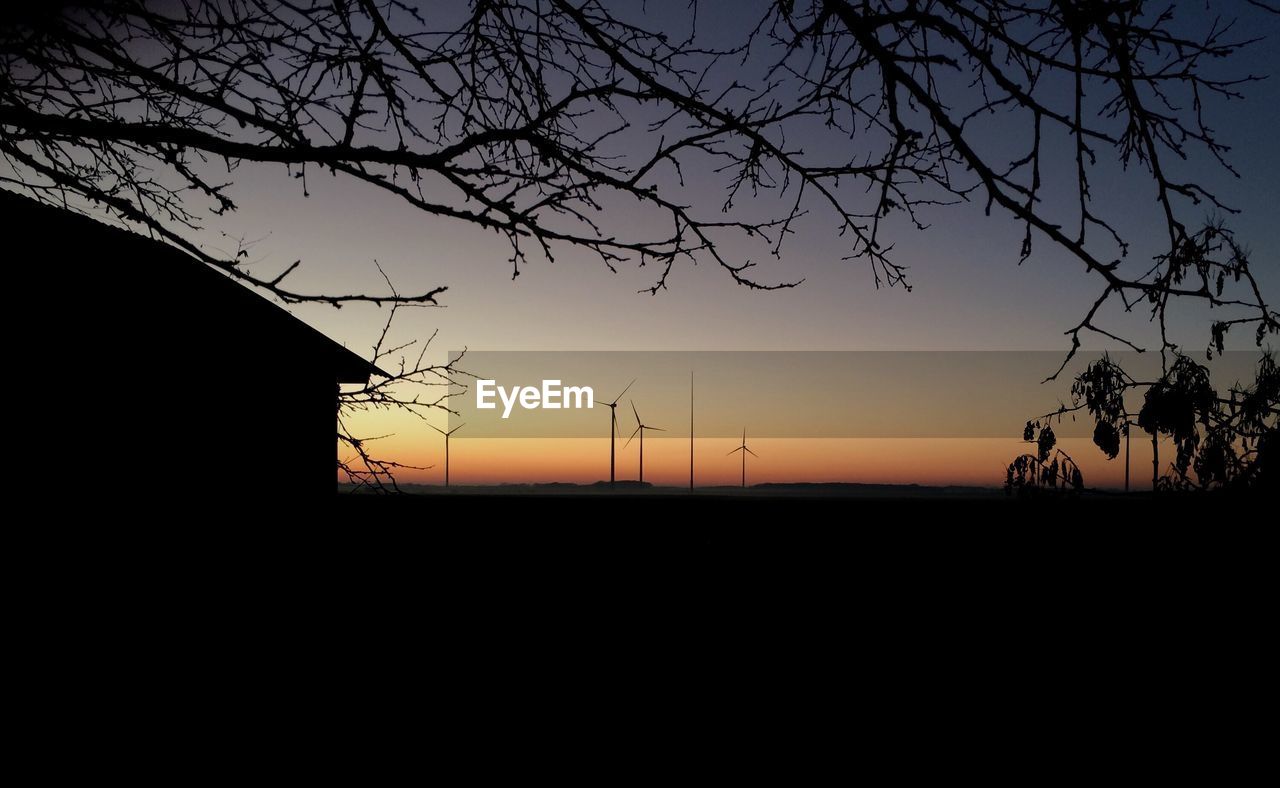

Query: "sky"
(234, 1), (1280, 358)
(13, 0), (1280, 487)
(204, 1), (1280, 348)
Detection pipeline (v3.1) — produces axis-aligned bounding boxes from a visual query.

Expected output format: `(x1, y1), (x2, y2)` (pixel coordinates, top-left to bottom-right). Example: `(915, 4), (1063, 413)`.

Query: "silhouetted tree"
(336, 269), (471, 492)
(2, 2), (1276, 338)
(1013, 351), (1278, 494)
(1006, 419), (1086, 497)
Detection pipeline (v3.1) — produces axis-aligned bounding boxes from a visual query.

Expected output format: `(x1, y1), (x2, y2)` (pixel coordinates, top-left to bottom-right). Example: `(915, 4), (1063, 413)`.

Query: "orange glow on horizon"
(339, 435), (1157, 489)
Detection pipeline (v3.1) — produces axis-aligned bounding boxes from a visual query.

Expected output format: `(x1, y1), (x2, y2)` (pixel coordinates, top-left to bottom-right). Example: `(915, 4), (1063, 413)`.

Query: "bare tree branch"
(1, 0), (1275, 377)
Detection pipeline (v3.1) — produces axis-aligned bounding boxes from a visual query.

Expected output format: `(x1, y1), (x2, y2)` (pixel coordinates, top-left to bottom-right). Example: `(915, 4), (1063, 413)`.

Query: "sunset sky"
(229, 1), (1278, 487)
(13, 0), (1278, 489)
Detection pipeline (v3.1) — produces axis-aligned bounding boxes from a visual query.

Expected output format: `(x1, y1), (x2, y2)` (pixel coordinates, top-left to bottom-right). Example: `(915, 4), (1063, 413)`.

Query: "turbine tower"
(727, 428), (757, 488)
(603, 379), (635, 488)
(429, 422), (465, 487)
(689, 371), (694, 491)
(624, 400), (665, 484)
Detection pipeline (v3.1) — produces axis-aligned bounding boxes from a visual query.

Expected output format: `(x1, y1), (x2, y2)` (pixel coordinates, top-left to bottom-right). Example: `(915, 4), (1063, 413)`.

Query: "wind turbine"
(689, 371), (694, 491)
(727, 428), (757, 488)
(429, 422), (464, 487)
(624, 400), (665, 484)
(603, 379), (635, 488)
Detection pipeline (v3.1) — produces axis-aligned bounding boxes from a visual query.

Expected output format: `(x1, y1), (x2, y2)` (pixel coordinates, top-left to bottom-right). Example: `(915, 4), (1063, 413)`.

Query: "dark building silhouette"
(5, 189), (382, 498)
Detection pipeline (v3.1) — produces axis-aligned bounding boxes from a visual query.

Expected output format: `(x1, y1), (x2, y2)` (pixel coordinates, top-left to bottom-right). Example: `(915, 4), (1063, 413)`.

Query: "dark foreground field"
(36, 483), (1268, 691)
(65, 483), (1263, 596)
(323, 487), (1272, 632)
(318, 486), (1273, 640)
(328, 483), (1267, 567)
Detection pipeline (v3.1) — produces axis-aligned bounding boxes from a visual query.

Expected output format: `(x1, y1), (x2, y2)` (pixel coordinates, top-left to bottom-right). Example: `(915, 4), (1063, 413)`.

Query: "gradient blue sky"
(170, 0), (1278, 373)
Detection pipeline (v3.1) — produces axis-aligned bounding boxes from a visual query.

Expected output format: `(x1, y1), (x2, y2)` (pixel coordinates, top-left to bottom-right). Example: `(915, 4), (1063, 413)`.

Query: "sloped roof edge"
(3, 188), (389, 382)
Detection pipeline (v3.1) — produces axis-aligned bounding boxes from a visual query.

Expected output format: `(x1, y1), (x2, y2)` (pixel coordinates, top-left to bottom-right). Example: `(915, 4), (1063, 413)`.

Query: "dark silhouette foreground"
(6, 189), (380, 498)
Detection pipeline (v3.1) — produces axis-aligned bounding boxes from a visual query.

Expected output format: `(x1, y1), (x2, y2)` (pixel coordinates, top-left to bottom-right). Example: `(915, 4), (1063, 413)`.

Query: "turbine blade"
(448, 423), (466, 436)
(631, 399), (641, 425)
(623, 426), (641, 449)
(745, 447), (758, 458)
(428, 424), (447, 436)
(611, 378), (635, 405)
(648, 426), (666, 432)
(727, 446), (743, 456)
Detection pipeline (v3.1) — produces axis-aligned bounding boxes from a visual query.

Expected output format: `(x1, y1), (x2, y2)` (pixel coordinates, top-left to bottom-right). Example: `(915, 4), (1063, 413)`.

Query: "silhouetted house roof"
(2, 188), (384, 383)
(8, 187), (389, 498)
